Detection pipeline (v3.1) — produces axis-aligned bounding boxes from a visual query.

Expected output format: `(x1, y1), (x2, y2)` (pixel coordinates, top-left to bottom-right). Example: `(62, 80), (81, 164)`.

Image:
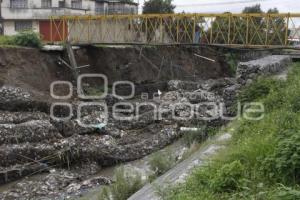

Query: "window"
(42, 0), (52, 8)
(131, 7), (135, 14)
(59, 1), (65, 8)
(71, 0), (82, 9)
(15, 21), (32, 32)
(95, 2), (105, 14)
(10, 0), (27, 8)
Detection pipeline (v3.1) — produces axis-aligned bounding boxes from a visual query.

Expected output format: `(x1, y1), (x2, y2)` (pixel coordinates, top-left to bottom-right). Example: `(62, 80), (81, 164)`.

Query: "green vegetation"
(182, 126), (218, 148)
(225, 53), (239, 76)
(143, 0), (175, 14)
(99, 166), (144, 200)
(210, 4), (285, 45)
(149, 150), (176, 177)
(98, 148), (181, 199)
(84, 87), (105, 97)
(164, 63), (300, 200)
(0, 35), (15, 46)
(0, 31), (41, 48)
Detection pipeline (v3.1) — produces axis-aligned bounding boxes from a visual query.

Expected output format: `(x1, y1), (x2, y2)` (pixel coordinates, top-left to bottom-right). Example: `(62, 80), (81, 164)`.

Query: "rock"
(0, 143), (59, 167)
(0, 164), (49, 185)
(105, 94), (121, 106)
(200, 78), (235, 92)
(168, 80), (183, 91)
(184, 89), (218, 103)
(246, 79), (253, 86)
(0, 120), (62, 145)
(161, 91), (183, 102)
(52, 119), (98, 137)
(103, 123), (126, 138)
(116, 111), (157, 130)
(0, 111), (49, 124)
(81, 176), (112, 187)
(52, 110), (108, 137)
(0, 86), (49, 112)
(0, 86), (31, 104)
(0, 168), (111, 200)
(237, 55), (291, 85)
(168, 80), (201, 91)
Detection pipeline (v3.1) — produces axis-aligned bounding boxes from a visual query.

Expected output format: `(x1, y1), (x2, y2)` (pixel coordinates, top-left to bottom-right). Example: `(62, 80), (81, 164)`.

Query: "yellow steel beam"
(49, 13), (300, 48)
(51, 13), (300, 20)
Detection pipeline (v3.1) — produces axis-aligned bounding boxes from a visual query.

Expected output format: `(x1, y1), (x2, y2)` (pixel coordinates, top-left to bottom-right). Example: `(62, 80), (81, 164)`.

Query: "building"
(0, 0), (138, 39)
(288, 26), (300, 46)
(289, 27), (300, 41)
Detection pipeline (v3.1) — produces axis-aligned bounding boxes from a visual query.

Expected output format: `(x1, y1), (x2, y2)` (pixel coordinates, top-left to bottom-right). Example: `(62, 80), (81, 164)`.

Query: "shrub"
(225, 53), (238, 76)
(183, 127), (206, 147)
(238, 78), (282, 103)
(210, 161), (245, 192)
(149, 150), (176, 176)
(263, 131), (300, 184)
(99, 166), (143, 200)
(290, 95), (300, 113)
(13, 31), (41, 48)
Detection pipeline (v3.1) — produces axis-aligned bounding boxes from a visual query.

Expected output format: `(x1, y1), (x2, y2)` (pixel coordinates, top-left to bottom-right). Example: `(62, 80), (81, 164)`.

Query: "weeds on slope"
(149, 150), (176, 179)
(164, 63), (300, 200)
(99, 166), (144, 200)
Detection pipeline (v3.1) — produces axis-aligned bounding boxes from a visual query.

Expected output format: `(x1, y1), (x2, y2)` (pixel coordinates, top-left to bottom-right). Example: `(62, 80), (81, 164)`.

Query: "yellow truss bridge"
(49, 13), (300, 48)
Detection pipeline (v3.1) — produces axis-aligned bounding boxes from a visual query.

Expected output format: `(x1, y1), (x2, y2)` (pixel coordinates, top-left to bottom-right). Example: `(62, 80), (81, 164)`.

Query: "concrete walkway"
(128, 133), (232, 200)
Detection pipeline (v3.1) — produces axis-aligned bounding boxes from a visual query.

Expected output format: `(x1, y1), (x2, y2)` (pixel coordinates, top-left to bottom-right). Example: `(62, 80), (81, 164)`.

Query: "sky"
(137, 0), (300, 13)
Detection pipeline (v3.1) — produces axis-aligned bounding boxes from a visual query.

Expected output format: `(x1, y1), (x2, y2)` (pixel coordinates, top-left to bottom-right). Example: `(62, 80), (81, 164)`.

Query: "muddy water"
(97, 139), (187, 178)
(78, 139), (188, 200)
(0, 173), (48, 193)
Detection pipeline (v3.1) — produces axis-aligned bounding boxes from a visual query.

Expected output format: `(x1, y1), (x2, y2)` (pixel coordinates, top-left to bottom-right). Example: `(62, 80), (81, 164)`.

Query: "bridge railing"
(49, 13), (300, 47)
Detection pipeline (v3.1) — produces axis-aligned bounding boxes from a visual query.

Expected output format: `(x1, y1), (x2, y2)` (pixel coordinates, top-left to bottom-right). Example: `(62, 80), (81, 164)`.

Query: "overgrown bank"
(165, 63), (300, 199)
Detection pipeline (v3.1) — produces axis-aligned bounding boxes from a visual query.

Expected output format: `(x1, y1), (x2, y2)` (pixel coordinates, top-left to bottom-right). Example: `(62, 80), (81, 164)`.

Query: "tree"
(143, 0), (175, 14)
(266, 8), (286, 45)
(242, 4), (264, 45)
(242, 4), (263, 14)
(119, 0), (135, 3)
(208, 4), (286, 45)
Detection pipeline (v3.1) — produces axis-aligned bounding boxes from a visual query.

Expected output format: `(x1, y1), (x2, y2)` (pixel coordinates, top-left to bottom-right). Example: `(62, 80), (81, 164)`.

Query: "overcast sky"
(138, 0), (300, 13)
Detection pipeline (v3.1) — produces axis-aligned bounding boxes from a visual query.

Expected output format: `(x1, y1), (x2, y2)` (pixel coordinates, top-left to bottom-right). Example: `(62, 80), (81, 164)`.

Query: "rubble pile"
(0, 166), (111, 200)
(0, 77), (237, 199)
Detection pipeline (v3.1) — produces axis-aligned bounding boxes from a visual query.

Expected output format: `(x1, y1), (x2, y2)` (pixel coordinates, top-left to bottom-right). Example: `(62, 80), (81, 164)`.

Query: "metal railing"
(49, 13), (300, 48)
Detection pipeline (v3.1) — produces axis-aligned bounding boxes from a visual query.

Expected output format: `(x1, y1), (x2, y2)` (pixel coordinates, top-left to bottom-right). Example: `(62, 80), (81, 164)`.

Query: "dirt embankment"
(0, 46), (229, 98)
(76, 46), (229, 84)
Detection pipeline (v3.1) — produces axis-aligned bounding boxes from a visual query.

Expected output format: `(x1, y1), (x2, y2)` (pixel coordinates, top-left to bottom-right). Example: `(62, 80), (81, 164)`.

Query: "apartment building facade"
(0, 0), (138, 40)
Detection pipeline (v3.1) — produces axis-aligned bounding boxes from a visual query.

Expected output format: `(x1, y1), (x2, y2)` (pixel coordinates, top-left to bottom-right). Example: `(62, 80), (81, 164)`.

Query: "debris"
(194, 53), (216, 62)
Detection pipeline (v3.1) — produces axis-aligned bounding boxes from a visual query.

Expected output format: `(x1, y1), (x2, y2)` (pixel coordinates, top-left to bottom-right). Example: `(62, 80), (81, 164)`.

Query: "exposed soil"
(0, 46), (229, 97)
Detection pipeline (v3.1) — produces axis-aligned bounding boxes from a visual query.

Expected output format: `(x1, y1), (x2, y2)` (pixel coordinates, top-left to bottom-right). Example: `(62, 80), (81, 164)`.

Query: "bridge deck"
(49, 13), (300, 48)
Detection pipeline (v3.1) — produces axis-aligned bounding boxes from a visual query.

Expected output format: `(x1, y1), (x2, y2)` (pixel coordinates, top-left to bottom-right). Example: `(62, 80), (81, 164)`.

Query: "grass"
(0, 35), (19, 47)
(164, 63), (300, 200)
(149, 150), (177, 178)
(98, 166), (144, 200)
